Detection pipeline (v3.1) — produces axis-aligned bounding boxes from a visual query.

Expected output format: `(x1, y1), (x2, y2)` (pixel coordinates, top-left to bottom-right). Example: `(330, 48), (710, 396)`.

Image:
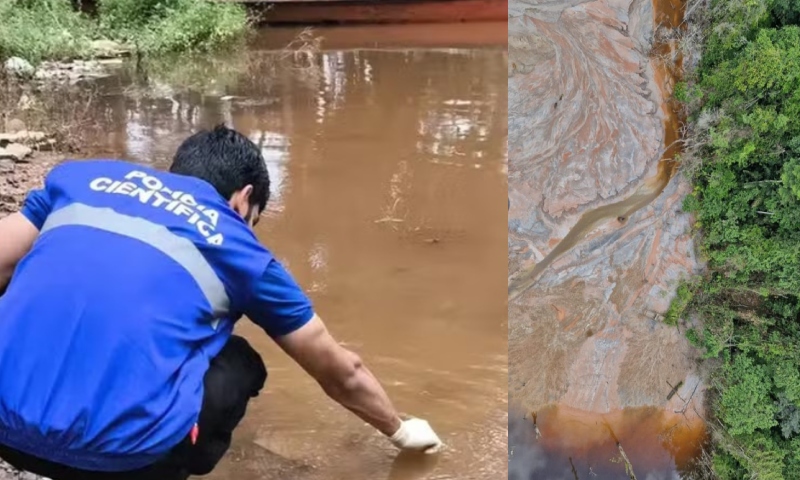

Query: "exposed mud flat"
(0, 156), (55, 218)
(508, 0), (702, 473)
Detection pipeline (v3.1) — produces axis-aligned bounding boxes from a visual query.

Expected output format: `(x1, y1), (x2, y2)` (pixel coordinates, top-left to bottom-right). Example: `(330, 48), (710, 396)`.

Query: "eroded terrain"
(508, 0), (701, 421)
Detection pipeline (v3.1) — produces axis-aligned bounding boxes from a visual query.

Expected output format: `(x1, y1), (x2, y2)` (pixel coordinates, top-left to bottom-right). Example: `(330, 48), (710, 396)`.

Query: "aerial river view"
(508, 0), (707, 477)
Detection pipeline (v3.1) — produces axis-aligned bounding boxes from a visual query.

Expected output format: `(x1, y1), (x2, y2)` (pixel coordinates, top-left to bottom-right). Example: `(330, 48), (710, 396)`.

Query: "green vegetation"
(0, 0), (249, 64)
(0, 0), (94, 63)
(97, 0), (248, 55)
(664, 281), (695, 326)
(675, 0), (800, 477)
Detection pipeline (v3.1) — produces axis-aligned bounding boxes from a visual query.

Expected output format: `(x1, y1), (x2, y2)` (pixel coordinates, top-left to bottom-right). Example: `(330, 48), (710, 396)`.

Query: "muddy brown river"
(63, 23), (507, 480)
(509, 0), (705, 477)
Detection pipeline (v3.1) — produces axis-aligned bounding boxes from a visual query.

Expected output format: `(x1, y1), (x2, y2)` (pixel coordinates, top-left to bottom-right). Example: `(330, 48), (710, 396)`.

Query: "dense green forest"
(675, 0), (800, 477)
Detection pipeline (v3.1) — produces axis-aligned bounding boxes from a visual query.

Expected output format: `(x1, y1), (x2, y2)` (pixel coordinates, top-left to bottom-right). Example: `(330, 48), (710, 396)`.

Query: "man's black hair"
(170, 125), (270, 213)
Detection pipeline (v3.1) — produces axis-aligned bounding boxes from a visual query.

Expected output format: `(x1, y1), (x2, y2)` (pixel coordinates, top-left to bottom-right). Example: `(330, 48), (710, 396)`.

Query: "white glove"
(389, 418), (443, 453)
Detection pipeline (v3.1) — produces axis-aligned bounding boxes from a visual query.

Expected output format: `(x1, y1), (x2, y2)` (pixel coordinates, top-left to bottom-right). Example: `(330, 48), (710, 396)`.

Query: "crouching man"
(0, 125), (441, 480)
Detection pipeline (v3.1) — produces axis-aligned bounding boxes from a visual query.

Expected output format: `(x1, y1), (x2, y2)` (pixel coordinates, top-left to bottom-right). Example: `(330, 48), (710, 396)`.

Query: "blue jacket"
(0, 160), (314, 471)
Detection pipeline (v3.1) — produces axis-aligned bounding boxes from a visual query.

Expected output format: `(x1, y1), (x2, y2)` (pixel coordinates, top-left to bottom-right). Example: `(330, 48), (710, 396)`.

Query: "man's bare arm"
(0, 213), (39, 291)
(274, 314), (402, 436)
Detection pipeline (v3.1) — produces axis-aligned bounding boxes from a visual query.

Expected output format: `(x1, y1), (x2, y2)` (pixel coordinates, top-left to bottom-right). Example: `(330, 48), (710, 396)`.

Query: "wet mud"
(0, 157), (55, 218)
(510, 405), (708, 479)
(509, 0), (702, 476)
(2, 23), (507, 479)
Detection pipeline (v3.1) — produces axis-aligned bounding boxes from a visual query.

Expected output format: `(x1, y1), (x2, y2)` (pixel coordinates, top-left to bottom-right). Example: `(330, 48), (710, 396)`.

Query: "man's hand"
(275, 315), (442, 452)
(0, 213), (39, 291)
(390, 418), (443, 453)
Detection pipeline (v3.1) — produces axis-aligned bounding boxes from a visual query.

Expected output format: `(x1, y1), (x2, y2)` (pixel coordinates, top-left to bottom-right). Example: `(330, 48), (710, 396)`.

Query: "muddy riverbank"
(1, 23), (507, 480)
(0, 155), (54, 218)
(509, 0), (702, 475)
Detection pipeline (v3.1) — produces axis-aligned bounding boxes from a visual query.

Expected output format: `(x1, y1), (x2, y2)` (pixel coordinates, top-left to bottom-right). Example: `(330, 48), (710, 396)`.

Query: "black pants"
(0, 335), (267, 480)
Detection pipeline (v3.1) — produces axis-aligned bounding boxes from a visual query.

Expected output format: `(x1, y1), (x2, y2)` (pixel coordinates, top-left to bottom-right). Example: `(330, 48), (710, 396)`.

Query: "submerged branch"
(617, 443), (638, 480)
(531, 411), (542, 439)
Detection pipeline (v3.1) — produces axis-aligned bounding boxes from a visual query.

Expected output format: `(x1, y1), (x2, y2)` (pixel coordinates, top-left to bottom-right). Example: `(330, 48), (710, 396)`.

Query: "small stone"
(0, 159), (15, 173)
(4, 57), (35, 77)
(97, 58), (124, 66)
(0, 143), (32, 162)
(36, 138), (57, 152)
(0, 131), (47, 144)
(90, 39), (130, 58)
(16, 94), (33, 111)
(31, 59), (117, 84)
(5, 118), (26, 133)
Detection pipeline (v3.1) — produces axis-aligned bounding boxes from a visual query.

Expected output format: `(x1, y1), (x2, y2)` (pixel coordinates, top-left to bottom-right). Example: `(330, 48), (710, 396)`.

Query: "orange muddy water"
(78, 24), (507, 480)
(509, 405), (708, 479)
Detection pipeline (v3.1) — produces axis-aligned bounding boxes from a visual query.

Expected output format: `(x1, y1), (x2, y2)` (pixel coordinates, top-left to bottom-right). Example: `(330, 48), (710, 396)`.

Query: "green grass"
(0, 0), (250, 64)
(98, 0), (249, 55)
(0, 0), (94, 63)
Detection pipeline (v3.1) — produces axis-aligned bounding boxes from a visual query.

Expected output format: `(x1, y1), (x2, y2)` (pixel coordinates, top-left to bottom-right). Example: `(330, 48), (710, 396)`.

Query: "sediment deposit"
(508, 0), (702, 414)
(0, 156), (52, 218)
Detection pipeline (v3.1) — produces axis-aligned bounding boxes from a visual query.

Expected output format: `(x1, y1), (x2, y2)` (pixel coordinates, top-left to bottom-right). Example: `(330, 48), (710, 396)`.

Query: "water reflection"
(249, 130), (290, 214)
(86, 40), (506, 172)
(320, 51), (348, 113)
(73, 24), (507, 480)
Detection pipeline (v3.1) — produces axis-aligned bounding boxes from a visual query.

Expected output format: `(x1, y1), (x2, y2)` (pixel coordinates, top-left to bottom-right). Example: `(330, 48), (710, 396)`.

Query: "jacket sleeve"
(20, 187), (52, 230)
(245, 259), (315, 338)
